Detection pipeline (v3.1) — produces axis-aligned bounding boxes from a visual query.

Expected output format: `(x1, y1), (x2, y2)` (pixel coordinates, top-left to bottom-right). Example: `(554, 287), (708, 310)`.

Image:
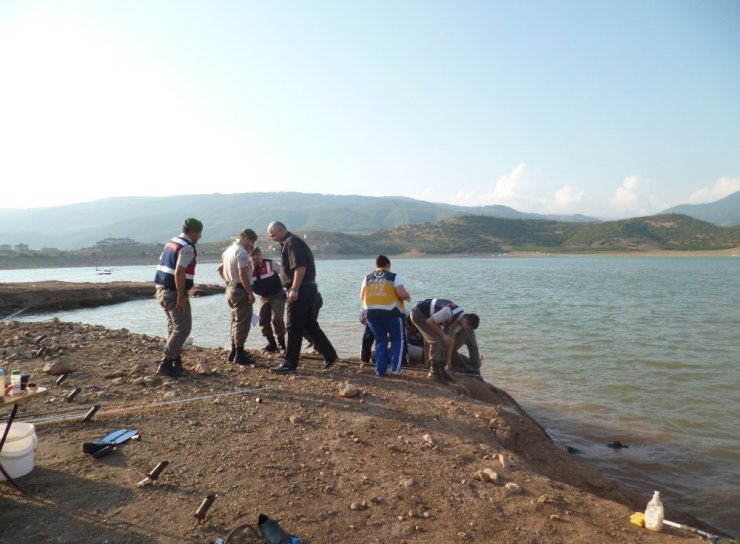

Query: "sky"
(1, 1), (739, 218)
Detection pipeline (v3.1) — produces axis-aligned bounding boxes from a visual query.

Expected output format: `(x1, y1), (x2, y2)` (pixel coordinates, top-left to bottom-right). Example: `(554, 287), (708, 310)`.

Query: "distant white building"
(14, 243), (30, 253)
(95, 238), (138, 247)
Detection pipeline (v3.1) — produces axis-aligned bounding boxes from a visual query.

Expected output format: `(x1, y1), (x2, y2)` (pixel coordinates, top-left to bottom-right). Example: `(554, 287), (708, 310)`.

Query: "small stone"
(549, 514), (567, 522)
(505, 482), (521, 493)
(289, 415), (302, 425)
(43, 360), (75, 375)
(194, 361), (213, 375)
(339, 383), (360, 398)
(475, 468), (500, 483)
(132, 377), (145, 386)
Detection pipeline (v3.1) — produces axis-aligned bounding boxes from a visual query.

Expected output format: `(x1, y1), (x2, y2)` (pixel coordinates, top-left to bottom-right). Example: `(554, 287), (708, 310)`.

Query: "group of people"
(359, 254), (480, 383)
(153, 218), (481, 384)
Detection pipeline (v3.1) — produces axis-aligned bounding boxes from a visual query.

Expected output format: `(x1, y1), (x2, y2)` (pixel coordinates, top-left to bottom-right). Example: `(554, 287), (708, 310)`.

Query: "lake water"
(2, 256), (739, 535)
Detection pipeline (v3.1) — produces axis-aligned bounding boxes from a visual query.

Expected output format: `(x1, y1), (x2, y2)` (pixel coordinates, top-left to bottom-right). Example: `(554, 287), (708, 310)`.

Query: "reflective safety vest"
(251, 259), (283, 297)
(154, 236), (197, 291)
(362, 269), (405, 319)
(416, 298), (463, 325)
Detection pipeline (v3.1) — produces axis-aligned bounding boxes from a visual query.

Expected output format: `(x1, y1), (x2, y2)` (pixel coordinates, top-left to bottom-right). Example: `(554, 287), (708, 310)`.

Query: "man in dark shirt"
(266, 221), (339, 373)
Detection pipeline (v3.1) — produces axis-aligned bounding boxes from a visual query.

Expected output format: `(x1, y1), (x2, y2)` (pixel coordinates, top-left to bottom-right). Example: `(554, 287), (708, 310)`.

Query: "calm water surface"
(2, 256), (739, 534)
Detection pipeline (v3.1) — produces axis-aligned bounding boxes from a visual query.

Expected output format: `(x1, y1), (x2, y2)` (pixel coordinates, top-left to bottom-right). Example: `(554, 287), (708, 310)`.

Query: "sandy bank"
(0, 281), (224, 317)
(0, 317), (723, 543)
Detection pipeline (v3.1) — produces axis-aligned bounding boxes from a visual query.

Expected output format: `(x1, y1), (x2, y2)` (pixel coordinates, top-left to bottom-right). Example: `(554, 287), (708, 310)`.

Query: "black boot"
(227, 342), (236, 363)
(440, 367), (456, 384)
(172, 355), (184, 377)
(157, 357), (178, 378)
(426, 360), (447, 385)
(234, 346), (256, 366)
(277, 335), (286, 351)
(262, 336), (278, 353)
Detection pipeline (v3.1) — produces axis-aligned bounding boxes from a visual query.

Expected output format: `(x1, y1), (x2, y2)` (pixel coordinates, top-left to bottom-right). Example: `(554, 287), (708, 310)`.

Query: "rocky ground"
(0, 319), (720, 544)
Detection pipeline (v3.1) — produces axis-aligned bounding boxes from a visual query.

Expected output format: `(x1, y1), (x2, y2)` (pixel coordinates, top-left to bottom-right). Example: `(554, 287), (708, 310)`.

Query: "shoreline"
(1, 319), (722, 542)
(0, 282), (736, 532)
(0, 281), (225, 317)
(1, 247), (738, 272)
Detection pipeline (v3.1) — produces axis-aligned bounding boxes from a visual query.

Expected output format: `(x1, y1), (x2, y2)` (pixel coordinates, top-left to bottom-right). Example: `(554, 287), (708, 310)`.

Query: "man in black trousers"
(266, 221), (339, 374)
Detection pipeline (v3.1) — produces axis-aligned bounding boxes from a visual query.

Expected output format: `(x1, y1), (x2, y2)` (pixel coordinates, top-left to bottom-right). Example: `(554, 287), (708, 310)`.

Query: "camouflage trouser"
(258, 291), (286, 339)
(227, 285), (253, 346)
(155, 287), (191, 360)
(409, 307), (449, 364)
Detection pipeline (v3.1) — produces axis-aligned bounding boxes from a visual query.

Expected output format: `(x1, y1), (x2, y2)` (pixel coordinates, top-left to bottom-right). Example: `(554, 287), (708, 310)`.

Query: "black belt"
(233, 283), (244, 289)
(285, 280), (316, 289)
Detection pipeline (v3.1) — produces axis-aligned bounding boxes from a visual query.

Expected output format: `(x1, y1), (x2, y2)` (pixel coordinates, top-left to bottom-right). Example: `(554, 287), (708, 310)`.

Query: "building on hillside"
(13, 243), (30, 253)
(95, 238), (138, 247)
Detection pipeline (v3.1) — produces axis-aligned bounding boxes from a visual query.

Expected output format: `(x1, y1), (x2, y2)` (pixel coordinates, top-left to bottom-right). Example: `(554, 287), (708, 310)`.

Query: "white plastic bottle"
(644, 490), (664, 531)
(10, 370), (22, 396)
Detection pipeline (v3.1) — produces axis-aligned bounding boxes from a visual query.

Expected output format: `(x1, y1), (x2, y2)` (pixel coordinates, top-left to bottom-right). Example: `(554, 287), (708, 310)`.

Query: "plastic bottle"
(644, 490), (664, 531)
(0, 369), (6, 398)
(10, 370), (22, 396)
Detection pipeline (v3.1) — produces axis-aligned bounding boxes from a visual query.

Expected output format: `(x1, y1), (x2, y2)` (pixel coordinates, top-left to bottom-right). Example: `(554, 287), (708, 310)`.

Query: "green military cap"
(240, 228), (257, 241)
(183, 217), (204, 233)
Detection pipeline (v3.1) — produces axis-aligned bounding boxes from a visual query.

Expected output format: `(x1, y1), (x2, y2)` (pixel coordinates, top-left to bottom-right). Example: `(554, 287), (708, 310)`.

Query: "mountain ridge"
(660, 190), (740, 227)
(1, 190), (738, 251)
(0, 192), (599, 250)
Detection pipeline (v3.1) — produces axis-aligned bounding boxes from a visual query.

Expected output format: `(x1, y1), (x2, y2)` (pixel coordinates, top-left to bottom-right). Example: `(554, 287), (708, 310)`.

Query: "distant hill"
(301, 213), (740, 255)
(660, 190), (740, 226)
(0, 192), (599, 250)
(1, 213), (737, 269)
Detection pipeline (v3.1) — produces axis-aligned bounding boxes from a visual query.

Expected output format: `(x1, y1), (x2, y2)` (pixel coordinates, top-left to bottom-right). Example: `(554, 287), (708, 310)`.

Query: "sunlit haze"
(1, 1), (738, 218)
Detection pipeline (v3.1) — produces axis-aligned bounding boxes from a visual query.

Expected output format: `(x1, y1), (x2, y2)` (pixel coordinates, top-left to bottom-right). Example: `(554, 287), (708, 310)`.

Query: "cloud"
(609, 175), (662, 216)
(491, 163), (530, 204)
(444, 163), (586, 215)
(688, 176), (740, 204)
(545, 185), (584, 213)
(441, 163), (534, 208)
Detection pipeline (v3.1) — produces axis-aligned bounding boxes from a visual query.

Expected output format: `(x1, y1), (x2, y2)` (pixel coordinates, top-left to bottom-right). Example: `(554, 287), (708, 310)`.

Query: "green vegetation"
(1, 214), (738, 269)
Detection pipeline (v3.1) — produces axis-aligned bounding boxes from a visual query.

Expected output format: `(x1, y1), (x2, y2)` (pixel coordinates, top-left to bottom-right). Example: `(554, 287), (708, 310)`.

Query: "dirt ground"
(0, 319), (718, 544)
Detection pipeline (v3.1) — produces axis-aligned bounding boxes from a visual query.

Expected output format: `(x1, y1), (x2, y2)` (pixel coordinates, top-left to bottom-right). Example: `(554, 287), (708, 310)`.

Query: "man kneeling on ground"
(410, 298), (478, 385)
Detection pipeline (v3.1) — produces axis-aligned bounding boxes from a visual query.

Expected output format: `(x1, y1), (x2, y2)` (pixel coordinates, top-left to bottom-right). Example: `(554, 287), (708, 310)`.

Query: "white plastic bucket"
(0, 422), (37, 481)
